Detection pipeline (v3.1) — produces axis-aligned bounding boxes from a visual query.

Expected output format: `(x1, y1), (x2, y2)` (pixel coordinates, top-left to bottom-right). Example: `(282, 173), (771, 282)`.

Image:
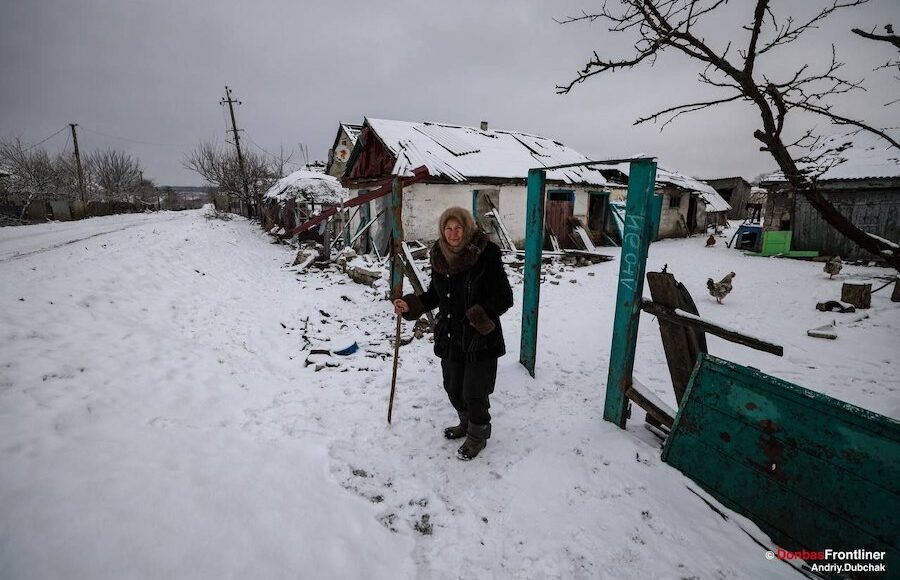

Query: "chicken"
(824, 256), (843, 279)
(705, 235), (716, 247)
(707, 272), (735, 304)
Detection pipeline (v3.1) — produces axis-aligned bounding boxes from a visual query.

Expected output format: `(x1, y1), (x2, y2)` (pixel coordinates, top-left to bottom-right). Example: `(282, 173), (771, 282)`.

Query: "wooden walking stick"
(387, 313), (402, 423)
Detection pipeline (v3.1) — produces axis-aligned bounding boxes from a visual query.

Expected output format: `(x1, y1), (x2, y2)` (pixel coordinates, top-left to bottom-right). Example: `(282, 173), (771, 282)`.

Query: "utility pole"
(70, 123), (87, 203)
(219, 86), (251, 216)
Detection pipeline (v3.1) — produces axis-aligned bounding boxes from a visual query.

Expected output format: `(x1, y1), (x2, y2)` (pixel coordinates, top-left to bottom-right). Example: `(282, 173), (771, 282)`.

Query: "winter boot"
(457, 422), (490, 460)
(457, 436), (487, 460)
(443, 413), (468, 440)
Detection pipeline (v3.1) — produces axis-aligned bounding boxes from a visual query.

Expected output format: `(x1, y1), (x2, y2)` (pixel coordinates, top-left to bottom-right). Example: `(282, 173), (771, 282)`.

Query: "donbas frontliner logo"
(764, 548), (887, 573)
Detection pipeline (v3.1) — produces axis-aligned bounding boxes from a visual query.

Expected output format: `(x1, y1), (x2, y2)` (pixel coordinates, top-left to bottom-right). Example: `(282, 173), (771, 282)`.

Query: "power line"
(22, 126), (68, 152)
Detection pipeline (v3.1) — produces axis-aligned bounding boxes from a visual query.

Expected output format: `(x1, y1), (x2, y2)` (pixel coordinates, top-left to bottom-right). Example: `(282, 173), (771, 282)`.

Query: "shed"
(761, 130), (900, 260)
(701, 176), (752, 220)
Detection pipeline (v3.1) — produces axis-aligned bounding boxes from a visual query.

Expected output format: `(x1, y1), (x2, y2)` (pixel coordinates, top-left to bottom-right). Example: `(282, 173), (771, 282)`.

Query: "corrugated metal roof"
(364, 118), (607, 186)
(340, 124), (362, 143)
(762, 129), (900, 183)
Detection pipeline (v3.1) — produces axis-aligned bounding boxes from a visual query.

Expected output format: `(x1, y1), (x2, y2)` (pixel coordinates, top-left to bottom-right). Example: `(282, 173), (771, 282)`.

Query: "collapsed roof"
(263, 171), (348, 205)
(360, 118), (608, 187)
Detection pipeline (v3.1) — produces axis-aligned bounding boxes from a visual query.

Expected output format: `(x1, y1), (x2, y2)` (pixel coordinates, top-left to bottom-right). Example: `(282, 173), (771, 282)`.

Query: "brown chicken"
(706, 235), (716, 247)
(824, 256), (843, 278)
(707, 272), (735, 304)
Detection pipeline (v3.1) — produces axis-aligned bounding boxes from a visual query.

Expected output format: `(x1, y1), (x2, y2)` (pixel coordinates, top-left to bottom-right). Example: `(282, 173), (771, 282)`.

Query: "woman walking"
(393, 206), (513, 460)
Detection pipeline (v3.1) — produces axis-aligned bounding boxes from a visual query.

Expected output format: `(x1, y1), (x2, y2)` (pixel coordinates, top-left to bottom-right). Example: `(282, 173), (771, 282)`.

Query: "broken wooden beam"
(646, 271), (708, 405)
(290, 166), (428, 237)
(625, 378), (675, 430)
(640, 299), (784, 356)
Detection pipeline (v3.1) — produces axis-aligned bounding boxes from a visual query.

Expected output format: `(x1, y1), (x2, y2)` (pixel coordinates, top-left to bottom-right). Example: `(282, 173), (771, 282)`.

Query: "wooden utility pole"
(219, 86), (251, 216)
(70, 123), (87, 203)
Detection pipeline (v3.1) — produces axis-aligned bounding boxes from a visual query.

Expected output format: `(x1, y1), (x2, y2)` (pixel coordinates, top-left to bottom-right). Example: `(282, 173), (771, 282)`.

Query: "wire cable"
(21, 126), (68, 152)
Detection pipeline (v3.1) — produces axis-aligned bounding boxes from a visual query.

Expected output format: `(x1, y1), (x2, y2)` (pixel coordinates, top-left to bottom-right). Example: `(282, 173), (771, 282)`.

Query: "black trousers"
(441, 357), (497, 438)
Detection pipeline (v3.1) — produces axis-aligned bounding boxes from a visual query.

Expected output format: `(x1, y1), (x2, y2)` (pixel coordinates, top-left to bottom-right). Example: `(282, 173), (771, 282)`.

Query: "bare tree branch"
(758, 0), (869, 55)
(852, 26), (900, 50)
(634, 94), (746, 129)
(557, 0), (899, 268)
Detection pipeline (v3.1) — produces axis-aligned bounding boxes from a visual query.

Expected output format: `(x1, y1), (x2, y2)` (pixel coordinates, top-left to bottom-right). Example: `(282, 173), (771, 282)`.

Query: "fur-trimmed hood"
(431, 229), (489, 275)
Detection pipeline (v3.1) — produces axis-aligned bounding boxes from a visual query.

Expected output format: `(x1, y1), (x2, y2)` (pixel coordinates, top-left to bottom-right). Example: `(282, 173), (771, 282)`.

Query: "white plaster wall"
(346, 182), (599, 250)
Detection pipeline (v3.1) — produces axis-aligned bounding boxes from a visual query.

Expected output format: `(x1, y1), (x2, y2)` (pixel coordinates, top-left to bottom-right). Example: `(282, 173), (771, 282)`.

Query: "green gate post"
(389, 177), (404, 300)
(519, 168), (546, 377)
(604, 159), (657, 427)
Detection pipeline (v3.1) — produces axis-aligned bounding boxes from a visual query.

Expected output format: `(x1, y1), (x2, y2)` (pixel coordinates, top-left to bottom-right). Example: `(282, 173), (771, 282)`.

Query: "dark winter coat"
(402, 231), (513, 362)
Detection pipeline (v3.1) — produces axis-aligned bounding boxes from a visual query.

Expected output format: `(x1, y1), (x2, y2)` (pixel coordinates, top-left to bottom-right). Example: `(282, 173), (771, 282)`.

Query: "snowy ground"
(1, 209), (897, 580)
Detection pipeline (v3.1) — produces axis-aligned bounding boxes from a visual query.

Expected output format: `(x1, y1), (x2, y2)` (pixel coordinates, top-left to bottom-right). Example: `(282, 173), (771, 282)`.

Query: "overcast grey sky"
(2, 0), (898, 186)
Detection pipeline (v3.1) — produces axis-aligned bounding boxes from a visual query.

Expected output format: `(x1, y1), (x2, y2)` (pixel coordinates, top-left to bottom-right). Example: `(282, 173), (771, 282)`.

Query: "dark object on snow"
(816, 300), (856, 313)
(705, 235), (716, 247)
(841, 282), (872, 309)
(333, 341), (359, 356)
(706, 272), (735, 304)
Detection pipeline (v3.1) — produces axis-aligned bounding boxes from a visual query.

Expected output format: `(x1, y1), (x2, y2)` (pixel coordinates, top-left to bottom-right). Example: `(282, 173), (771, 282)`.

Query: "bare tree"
(852, 24), (899, 105)
(0, 138), (58, 218)
(557, 0), (899, 268)
(85, 148), (142, 200)
(183, 139), (280, 214)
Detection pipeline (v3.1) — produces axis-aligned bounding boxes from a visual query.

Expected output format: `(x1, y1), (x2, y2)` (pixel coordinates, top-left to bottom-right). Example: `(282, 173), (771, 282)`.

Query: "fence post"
(604, 159), (657, 427)
(519, 168), (546, 377)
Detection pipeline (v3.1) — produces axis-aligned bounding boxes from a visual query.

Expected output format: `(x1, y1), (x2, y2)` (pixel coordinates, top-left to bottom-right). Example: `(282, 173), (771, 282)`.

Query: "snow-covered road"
(1, 209), (896, 579)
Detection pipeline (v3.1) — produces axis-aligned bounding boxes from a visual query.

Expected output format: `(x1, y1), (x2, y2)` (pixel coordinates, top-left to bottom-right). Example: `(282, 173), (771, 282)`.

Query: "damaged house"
(761, 130), (900, 260)
(596, 164), (731, 241)
(261, 170), (348, 242)
(337, 118), (610, 252)
(325, 123), (362, 179)
(701, 176), (753, 220)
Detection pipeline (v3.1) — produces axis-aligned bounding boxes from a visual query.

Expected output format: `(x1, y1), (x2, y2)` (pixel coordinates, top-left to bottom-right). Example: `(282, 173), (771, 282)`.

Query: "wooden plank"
(290, 166), (428, 237)
(641, 300), (784, 356)
(673, 362), (900, 488)
(625, 379), (675, 429)
(349, 208), (384, 248)
(400, 241), (435, 327)
(605, 159), (657, 427)
(663, 354), (900, 566)
(390, 177), (404, 300)
(519, 168), (546, 378)
(674, 399), (899, 538)
(647, 272), (706, 405)
(666, 430), (895, 558)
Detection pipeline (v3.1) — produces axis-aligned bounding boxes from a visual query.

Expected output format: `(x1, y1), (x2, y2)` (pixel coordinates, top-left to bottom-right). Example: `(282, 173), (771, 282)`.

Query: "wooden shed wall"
(792, 188), (899, 260)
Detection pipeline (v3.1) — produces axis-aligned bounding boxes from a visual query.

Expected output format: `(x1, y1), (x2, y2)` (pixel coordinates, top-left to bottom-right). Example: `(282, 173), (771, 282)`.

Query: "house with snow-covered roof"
(338, 117), (610, 252)
(260, 170), (348, 241)
(595, 163), (731, 240)
(325, 123), (362, 179)
(760, 129), (900, 260)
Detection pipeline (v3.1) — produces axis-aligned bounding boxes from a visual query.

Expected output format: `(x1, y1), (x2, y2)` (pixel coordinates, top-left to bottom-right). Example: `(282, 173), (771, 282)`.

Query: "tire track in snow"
(0, 216), (182, 263)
